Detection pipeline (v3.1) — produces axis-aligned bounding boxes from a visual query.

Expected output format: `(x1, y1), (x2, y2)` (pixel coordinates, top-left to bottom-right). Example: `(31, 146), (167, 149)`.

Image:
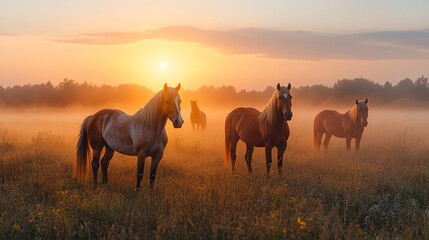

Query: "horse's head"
(277, 83), (293, 121)
(162, 83), (184, 128)
(190, 100), (197, 109)
(355, 98), (369, 127)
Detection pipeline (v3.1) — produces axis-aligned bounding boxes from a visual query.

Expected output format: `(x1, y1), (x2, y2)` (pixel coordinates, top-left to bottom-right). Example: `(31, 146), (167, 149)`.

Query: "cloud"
(0, 33), (19, 37)
(55, 26), (429, 60)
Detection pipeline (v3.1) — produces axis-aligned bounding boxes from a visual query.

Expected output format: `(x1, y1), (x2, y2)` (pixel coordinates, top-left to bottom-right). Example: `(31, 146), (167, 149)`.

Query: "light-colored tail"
(224, 121), (231, 166)
(75, 116), (91, 181)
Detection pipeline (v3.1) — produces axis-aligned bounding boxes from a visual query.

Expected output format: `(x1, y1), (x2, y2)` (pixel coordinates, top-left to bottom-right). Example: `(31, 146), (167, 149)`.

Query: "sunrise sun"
(158, 61), (169, 71)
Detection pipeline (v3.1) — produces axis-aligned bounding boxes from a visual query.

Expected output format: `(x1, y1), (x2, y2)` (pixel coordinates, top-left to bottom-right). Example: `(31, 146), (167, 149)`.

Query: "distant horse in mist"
(225, 83), (293, 175)
(190, 100), (207, 130)
(313, 99), (368, 151)
(75, 83), (184, 191)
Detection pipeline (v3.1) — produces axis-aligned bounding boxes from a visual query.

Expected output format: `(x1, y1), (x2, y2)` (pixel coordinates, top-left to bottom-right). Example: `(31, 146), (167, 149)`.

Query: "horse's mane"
(346, 104), (360, 125)
(257, 87), (290, 125)
(131, 90), (164, 126)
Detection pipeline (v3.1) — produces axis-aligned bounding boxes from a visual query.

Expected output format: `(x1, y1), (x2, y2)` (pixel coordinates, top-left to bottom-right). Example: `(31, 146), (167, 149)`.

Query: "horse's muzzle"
(363, 121), (368, 127)
(285, 111), (293, 121)
(172, 118), (184, 128)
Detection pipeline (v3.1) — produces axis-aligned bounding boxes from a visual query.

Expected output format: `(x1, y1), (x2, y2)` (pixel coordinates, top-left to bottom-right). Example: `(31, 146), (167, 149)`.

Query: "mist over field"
(1, 104), (428, 238)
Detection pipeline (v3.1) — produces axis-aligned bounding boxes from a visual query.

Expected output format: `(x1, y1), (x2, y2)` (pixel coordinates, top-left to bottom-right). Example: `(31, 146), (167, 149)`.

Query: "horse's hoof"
(134, 187), (140, 192)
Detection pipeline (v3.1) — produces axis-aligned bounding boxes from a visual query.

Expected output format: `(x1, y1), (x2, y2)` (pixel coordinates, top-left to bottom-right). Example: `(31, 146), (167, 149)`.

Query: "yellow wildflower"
(296, 217), (307, 229)
(13, 223), (20, 232)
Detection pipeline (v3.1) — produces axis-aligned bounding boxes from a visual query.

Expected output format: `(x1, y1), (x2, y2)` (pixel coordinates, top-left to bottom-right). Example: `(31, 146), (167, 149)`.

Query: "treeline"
(0, 76), (428, 108)
(0, 80), (153, 108)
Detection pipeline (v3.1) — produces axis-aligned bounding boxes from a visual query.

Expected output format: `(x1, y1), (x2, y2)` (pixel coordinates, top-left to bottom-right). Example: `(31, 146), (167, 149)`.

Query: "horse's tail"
(224, 117), (231, 166)
(75, 115), (91, 181)
(312, 115), (320, 151)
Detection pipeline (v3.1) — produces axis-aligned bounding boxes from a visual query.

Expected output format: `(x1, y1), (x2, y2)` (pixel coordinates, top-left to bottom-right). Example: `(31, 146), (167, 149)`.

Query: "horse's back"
(87, 109), (123, 133)
(225, 107), (264, 146)
(87, 109), (135, 154)
(314, 109), (348, 138)
(89, 109), (131, 129)
(226, 107), (260, 125)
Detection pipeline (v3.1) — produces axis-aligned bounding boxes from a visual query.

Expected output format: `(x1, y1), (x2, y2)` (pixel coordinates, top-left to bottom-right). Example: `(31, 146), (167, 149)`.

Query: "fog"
(1, 106), (428, 156)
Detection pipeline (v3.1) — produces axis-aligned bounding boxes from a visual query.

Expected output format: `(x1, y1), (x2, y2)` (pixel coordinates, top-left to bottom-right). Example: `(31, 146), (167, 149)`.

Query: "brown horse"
(75, 83), (184, 191)
(225, 83), (293, 175)
(313, 99), (368, 151)
(190, 100), (207, 130)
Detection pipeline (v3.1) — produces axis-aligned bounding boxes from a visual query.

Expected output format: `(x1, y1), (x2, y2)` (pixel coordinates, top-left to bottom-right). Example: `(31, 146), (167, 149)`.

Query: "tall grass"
(0, 109), (428, 239)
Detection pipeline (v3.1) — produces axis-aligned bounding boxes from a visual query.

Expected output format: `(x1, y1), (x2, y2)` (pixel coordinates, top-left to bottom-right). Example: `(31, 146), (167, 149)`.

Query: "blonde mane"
(257, 87), (290, 125)
(131, 90), (165, 126)
(346, 102), (367, 125)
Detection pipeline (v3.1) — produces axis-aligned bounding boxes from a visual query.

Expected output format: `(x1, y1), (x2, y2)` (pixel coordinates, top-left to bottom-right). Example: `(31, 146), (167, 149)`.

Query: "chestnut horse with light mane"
(75, 83), (184, 191)
(313, 99), (368, 151)
(225, 83), (293, 175)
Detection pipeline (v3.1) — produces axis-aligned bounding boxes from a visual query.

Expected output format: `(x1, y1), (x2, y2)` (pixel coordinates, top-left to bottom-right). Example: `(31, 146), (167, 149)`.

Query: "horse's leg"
(346, 137), (352, 151)
(355, 137), (361, 151)
(277, 141), (286, 176)
(323, 133), (332, 150)
(245, 144), (254, 173)
(101, 146), (114, 184)
(91, 147), (103, 185)
(265, 146), (273, 176)
(149, 151), (163, 189)
(135, 153), (147, 191)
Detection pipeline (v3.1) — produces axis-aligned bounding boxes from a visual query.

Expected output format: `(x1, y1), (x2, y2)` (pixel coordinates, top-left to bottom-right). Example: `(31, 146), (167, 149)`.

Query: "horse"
(224, 83), (293, 175)
(75, 83), (184, 191)
(313, 99), (368, 151)
(190, 100), (207, 130)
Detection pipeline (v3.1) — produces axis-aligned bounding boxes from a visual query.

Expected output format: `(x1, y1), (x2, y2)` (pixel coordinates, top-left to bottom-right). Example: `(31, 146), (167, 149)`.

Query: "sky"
(1, 0), (429, 91)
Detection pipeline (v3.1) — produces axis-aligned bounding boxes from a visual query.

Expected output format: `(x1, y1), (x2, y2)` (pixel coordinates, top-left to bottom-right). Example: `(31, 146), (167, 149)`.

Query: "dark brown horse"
(190, 100), (206, 130)
(75, 83), (184, 191)
(225, 83), (293, 175)
(313, 99), (368, 151)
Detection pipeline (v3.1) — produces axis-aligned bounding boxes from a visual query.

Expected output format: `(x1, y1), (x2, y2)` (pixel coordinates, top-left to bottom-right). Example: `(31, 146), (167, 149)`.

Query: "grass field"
(1, 107), (429, 239)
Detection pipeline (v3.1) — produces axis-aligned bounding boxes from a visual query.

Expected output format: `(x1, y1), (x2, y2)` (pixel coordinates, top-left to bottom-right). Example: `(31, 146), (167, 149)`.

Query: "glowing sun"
(158, 61), (169, 71)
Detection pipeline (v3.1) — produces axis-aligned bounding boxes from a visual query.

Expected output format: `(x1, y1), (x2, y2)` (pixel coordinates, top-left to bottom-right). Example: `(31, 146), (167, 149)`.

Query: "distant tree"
(394, 78), (414, 99)
(414, 75), (429, 100)
(383, 81), (394, 101)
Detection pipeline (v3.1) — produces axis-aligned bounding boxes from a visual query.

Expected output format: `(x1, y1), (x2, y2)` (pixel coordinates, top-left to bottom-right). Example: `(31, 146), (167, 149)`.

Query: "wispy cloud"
(0, 33), (19, 37)
(55, 26), (429, 60)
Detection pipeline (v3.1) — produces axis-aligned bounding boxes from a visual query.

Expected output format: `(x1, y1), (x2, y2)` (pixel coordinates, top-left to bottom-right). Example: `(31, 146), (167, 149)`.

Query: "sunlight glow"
(159, 61), (169, 71)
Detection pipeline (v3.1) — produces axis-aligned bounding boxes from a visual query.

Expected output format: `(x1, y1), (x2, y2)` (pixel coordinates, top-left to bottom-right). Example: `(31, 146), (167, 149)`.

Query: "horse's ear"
(164, 83), (168, 92)
(365, 98), (368, 104)
(175, 83), (181, 91)
(287, 83), (291, 90)
(356, 99), (359, 105)
(277, 83), (281, 90)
